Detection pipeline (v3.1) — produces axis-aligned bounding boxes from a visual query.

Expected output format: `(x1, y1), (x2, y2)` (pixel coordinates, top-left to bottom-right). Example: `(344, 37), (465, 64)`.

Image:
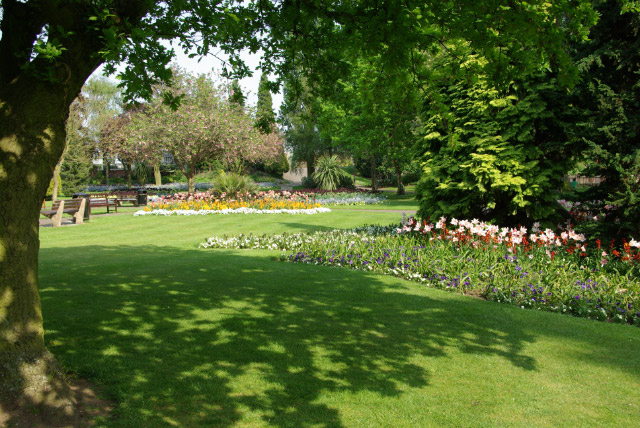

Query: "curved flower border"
(134, 207), (332, 216)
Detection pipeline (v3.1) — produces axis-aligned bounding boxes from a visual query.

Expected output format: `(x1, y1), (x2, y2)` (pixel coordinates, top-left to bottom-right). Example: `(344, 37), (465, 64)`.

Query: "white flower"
(630, 238), (640, 248)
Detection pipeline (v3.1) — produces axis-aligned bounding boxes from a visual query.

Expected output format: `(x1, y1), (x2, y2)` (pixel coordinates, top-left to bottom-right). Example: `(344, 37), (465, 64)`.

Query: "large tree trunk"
(0, 1), (152, 421)
(154, 163), (162, 186)
(0, 75), (82, 414)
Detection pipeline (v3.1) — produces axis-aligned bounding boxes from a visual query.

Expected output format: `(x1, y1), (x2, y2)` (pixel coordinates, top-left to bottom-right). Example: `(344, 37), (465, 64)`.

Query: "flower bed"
(311, 191), (386, 205)
(144, 190), (321, 212)
(200, 217), (640, 325)
(135, 207), (331, 216)
(294, 188), (382, 194)
(144, 189), (386, 211)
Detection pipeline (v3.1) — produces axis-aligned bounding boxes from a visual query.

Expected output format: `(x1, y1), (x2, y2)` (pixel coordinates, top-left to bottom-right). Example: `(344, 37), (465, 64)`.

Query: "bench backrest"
(51, 199), (84, 210)
(112, 191), (137, 197)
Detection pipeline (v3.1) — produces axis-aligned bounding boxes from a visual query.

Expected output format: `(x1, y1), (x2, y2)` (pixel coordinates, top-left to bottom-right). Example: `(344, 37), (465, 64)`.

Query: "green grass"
(38, 210), (640, 427)
(330, 191), (419, 212)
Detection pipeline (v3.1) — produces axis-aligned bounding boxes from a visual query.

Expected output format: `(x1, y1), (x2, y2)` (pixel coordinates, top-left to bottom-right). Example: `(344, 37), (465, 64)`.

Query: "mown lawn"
(39, 210), (640, 427)
(330, 191), (419, 212)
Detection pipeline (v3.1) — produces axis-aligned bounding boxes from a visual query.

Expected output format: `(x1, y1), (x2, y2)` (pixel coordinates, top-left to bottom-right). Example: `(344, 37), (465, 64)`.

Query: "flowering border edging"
(134, 207), (332, 216)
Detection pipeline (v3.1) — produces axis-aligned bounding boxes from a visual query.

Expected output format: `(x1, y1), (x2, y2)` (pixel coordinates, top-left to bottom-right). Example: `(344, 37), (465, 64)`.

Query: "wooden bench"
(40, 199), (86, 227)
(112, 191), (138, 207)
(88, 194), (118, 213)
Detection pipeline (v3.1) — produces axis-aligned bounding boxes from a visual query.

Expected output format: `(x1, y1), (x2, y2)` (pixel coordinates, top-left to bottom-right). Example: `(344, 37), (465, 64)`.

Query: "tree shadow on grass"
(36, 245), (638, 427)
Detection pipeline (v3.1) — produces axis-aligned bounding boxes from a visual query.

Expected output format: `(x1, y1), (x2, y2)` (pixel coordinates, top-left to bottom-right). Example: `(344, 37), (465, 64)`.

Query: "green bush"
(304, 170), (354, 190)
(312, 154), (351, 191)
(338, 172), (355, 189)
(264, 152), (290, 178)
(301, 175), (317, 189)
(134, 162), (152, 186)
(163, 170), (187, 183)
(416, 66), (572, 227)
(212, 172), (259, 196)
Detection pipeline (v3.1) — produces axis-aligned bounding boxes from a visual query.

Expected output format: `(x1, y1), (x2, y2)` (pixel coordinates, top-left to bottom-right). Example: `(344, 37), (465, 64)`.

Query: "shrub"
(212, 172), (259, 196)
(133, 162), (151, 186)
(337, 172), (355, 189)
(265, 152), (290, 177)
(301, 175), (317, 189)
(312, 154), (350, 191)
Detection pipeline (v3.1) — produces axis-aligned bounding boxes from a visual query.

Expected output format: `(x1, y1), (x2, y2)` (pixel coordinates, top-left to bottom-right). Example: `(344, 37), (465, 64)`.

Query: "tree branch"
(0, 0), (48, 85)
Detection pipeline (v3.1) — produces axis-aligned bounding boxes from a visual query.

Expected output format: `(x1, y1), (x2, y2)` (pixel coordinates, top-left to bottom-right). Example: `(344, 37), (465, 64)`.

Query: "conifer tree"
(256, 73), (276, 134)
(571, 0), (640, 239)
(229, 79), (246, 108)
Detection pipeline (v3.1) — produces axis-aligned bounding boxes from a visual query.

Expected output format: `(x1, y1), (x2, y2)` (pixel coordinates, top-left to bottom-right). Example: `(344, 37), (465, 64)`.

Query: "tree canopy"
(0, 0), (602, 421)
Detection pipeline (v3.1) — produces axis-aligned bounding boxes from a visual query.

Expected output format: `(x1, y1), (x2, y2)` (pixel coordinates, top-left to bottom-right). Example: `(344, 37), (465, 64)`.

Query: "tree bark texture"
(187, 175), (196, 194)
(0, 0), (152, 418)
(0, 74), (84, 406)
(0, 7), (101, 411)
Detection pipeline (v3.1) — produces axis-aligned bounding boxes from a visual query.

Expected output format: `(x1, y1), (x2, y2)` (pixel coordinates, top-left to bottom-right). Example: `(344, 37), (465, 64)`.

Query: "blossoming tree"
(99, 104), (164, 188)
(129, 73), (281, 193)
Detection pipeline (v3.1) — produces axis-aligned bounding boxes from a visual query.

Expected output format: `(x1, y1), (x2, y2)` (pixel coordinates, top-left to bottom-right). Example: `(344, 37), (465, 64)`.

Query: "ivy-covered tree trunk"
(153, 163), (162, 186)
(124, 162), (133, 189)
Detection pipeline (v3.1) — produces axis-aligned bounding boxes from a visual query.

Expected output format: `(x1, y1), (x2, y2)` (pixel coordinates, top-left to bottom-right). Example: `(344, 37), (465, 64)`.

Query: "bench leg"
(73, 198), (86, 224)
(52, 200), (64, 227)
